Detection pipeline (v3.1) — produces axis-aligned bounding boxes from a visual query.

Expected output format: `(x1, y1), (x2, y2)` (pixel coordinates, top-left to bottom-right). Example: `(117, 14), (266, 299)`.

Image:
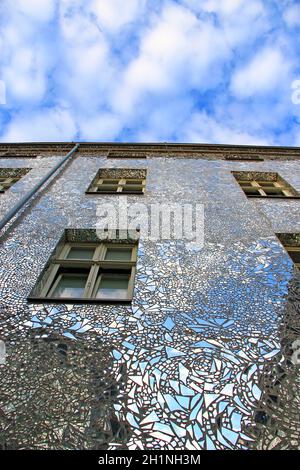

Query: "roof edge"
(0, 141), (299, 151)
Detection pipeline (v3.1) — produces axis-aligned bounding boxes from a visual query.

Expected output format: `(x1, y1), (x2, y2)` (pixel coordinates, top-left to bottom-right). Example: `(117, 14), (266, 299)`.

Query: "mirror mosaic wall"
(0, 145), (299, 450)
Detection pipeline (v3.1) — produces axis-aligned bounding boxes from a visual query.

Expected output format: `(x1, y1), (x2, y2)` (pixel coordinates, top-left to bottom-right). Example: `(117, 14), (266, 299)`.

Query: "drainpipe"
(0, 142), (80, 232)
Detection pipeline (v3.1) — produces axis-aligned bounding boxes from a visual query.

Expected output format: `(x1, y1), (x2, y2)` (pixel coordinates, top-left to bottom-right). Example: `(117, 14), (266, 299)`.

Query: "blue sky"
(0, 0), (300, 145)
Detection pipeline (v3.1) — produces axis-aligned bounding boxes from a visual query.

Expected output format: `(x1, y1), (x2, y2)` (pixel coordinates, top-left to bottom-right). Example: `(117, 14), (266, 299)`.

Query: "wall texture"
(0, 147), (299, 450)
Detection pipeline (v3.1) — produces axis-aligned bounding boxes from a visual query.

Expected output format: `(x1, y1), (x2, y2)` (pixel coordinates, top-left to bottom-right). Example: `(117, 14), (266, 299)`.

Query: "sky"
(0, 0), (300, 145)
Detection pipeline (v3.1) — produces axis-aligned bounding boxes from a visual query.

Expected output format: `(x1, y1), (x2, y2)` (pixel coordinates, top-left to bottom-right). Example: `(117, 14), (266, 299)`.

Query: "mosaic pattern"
(247, 273), (300, 449)
(0, 329), (131, 450)
(232, 171), (300, 198)
(232, 171), (278, 182)
(87, 168), (147, 190)
(0, 152), (300, 450)
(0, 167), (31, 179)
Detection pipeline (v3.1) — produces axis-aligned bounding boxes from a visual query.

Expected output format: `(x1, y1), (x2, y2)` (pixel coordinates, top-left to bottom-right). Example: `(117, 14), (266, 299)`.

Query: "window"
(276, 233), (300, 271)
(284, 247), (300, 270)
(89, 177), (146, 194)
(86, 169), (147, 195)
(232, 171), (300, 198)
(107, 150), (147, 159)
(28, 238), (138, 303)
(0, 176), (21, 193)
(225, 155), (263, 161)
(0, 151), (37, 158)
(0, 168), (30, 193)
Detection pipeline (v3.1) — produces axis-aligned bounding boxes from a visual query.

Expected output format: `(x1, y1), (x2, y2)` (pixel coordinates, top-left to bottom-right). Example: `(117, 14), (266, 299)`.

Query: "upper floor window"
(276, 233), (300, 271)
(285, 246), (300, 270)
(232, 171), (300, 198)
(86, 168), (146, 195)
(28, 230), (138, 303)
(107, 150), (147, 159)
(225, 154), (263, 161)
(0, 168), (31, 193)
(0, 151), (37, 158)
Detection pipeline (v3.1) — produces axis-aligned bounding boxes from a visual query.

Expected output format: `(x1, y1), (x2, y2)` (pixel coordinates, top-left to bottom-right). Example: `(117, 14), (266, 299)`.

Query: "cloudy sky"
(0, 0), (300, 145)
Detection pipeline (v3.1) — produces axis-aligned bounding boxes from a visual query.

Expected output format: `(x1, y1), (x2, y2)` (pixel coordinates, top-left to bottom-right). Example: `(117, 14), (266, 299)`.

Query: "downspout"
(0, 142), (80, 232)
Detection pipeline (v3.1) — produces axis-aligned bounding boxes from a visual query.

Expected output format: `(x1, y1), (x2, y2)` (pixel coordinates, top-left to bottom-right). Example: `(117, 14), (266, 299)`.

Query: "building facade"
(0, 142), (299, 450)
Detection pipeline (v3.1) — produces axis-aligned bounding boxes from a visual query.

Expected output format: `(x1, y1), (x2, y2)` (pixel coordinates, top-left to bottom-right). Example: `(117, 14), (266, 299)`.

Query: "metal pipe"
(0, 142), (80, 232)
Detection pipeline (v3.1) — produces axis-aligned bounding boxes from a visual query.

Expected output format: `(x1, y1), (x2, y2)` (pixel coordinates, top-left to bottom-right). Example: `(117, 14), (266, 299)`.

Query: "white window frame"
(38, 242), (138, 302)
(88, 177), (146, 194)
(237, 179), (295, 198)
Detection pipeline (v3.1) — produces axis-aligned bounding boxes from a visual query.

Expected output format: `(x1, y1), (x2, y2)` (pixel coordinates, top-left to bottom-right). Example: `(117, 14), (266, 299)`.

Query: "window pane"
(244, 188), (261, 196)
(96, 275), (129, 299)
(100, 179), (119, 184)
(67, 247), (95, 259)
(258, 181), (276, 187)
(105, 248), (132, 261)
(288, 250), (300, 264)
(96, 185), (118, 192)
(52, 274), (87, 298)
(125, 179), (143, 184)
(263, 188), (284, 195)
(122, 185), (143, 193)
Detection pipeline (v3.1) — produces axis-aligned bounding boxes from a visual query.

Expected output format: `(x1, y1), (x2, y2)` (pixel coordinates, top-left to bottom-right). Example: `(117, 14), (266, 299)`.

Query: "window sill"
(27, 296), (133, 305)
(246, 195), (300, 199)
(225, 157), (264, 161)
(85, 191), (144, 195)
(107, 155), (147, 159)
(0, 154), (37, 158)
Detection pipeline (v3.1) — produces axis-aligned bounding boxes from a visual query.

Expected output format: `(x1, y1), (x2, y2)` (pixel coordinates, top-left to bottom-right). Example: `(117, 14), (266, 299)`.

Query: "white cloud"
(230, 48), (290, 98)
(56, 2), (119, 114)
(182, 111), (271, 145)
(13, 0), (56, 23)
(294, 131), (300, 146)
(0, 0), (300, 146)
(90, 0), (145, 33)
(0, 80), (6, 105)
(59, 1), (102, 43)
(78, 112), (122, 140)
(196, 0), (268, 50)
(3, 46), (48, 103)
(202, 0), (245, 15)
(2, 107), (77, 142)
(0, 1), (57, 105)
(283, 4), (300, 27)
(112, 3), (231, 114)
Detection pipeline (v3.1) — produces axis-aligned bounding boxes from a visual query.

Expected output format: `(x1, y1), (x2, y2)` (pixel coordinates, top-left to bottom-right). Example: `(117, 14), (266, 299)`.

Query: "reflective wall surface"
(0, 151), (299, 449)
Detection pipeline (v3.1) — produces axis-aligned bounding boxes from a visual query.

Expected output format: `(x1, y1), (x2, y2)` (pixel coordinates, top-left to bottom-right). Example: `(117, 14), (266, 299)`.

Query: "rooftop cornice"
(0, 141), (299, 159)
